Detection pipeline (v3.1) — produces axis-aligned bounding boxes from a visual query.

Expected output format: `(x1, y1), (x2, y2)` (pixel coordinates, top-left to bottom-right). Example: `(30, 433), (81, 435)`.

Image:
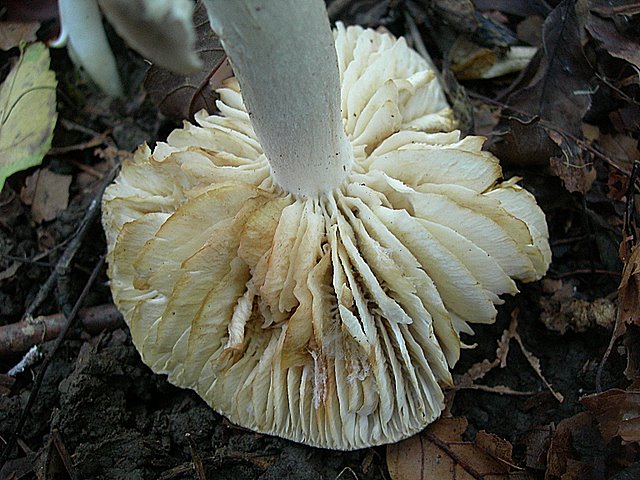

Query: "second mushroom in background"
(101, 0), (550, 450)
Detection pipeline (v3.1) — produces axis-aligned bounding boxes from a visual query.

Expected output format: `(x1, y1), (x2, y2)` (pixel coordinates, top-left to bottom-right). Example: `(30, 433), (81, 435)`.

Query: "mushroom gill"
(102, 23), (550, 450)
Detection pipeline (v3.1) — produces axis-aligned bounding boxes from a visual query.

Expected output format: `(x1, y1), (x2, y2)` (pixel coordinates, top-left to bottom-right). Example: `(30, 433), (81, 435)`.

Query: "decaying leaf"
(0, 42), (57, 191)
(387, 417), (520, 480)
(144, 3), (227, 122)
(520, 425), (553, 471)
(581, 388), (640, 444)
(492, 0), (595, 189)
(616, 241), (640, 335)
(586, 1), (640, 70)
(540, 278), (616, 334)
(0, 21), (40, 50)
(548, 131), (597, 194)
(506, 0), (593, 130)
(545, 412), (602, 479)
(20, 168), (72, 223)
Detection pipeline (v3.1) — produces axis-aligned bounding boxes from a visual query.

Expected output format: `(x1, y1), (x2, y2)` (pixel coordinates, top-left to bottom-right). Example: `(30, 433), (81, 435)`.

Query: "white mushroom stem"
(203, 0), (353, 196)
(54, 0), (123, 97)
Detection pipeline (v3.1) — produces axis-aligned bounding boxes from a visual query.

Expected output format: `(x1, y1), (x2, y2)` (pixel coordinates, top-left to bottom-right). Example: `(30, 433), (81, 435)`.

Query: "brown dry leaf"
(586, 1), (640, 69)
(475, 1), (552, 17)
(0, 21), (39, 50)
(545, 412), (597, 478)
(387, 417), (524, 480)
(547, 130), (597, 194)
(507, 0), (593, 133)
(20, 169), (71, 223)
(581, 388), (640, 444)
(456, 315), (515, 388)
(516, 15), (544, 47)
(549, 155), (596, 194)
(144, 3), (227, 122)
(520, 425), (553, 471)
(450, 38), (498, 80)
(492, 0), (595, 178)
(605, 237), (640, 368)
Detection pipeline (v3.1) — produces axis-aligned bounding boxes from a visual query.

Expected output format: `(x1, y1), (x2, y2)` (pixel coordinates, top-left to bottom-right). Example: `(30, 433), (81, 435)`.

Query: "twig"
(457, 383), (535, 396)
(0, 304), (123, 356)
(0, 255), (105, 464)
(423, 432), (485, 480)
(22, 168), (116, 321)
(48, 130), (110, 156)
(186, 433), (207, 480)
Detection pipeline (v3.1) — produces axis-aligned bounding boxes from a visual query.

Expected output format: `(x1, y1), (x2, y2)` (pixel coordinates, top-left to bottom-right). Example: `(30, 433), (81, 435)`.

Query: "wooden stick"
(0, 304), (123, 355)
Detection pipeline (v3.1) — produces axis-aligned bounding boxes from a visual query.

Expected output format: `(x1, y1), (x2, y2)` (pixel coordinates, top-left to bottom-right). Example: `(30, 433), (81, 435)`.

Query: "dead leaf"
(387, 417), (521, 480)
(619, 240), (640, 302)
(20, 169), (72, 223)
(506, 1), (593, 133)
(581, 389), (640, 444)
(492, 0), (595, 175)
(475, 0), (552, 17)
(144, 3), (227, 122)
(0, 21), (40, 50)
(450, 38), (537, 80)
(520, 425), (553, 470)
(547, 130), (597, 194)
(586, 4), (640, 69)
(540, 278), (616, 334)
(4, 0), (59, 22)
(0, 42), (57, 190)
(516, 15), (544, 47)
(589, 0), (640, 16)
(546, 412), (599, 478)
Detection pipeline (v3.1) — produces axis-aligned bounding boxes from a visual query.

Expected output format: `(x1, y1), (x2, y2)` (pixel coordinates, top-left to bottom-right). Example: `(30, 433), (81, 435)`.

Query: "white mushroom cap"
(102, 24), (550, 450)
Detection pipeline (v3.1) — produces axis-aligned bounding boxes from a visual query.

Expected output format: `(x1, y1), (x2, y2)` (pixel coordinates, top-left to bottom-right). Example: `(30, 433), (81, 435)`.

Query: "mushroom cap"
(102, 24), (550, 450)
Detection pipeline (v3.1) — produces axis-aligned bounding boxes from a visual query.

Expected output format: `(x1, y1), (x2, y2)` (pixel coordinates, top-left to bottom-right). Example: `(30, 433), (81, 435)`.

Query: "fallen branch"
(0, 304), (123, 356)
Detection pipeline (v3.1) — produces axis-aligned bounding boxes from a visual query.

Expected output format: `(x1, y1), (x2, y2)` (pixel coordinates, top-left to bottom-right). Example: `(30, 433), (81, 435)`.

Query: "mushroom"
(54, 0), (200, 96)
(54, 0), (123, 96)
(102, 0), (550, 450)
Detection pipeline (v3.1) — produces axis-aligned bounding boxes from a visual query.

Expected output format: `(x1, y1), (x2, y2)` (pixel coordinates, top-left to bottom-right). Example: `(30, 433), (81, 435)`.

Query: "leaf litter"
(0, 42), (57, 190)
(1, 0), (640, 478)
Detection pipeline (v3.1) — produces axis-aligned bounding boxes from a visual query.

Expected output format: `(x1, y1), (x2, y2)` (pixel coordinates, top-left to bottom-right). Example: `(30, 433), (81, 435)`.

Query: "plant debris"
(0, 0), (639, 477)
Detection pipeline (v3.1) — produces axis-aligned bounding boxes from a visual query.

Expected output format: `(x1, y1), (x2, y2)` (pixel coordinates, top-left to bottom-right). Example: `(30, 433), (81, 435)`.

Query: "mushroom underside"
(102, 24), (550, 450)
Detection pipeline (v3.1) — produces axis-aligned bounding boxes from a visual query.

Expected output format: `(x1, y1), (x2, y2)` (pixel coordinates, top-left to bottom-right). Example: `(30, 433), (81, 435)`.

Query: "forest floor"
(1, 1), (639, 479)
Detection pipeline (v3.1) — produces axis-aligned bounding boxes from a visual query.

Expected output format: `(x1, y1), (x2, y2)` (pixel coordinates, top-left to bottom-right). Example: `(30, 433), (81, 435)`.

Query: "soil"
(0, 2), (636, 479)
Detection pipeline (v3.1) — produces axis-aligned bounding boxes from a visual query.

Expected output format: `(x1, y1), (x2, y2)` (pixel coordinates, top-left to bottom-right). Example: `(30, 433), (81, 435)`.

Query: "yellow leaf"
(0, 42), (57, 190)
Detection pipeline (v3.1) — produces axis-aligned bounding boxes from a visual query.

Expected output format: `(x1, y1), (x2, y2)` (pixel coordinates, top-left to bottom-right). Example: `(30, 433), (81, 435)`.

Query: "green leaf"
(0, 42), (57, 190)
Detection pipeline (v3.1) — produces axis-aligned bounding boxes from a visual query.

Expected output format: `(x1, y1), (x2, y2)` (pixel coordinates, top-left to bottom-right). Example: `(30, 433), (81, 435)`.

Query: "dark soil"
(1, 1), (636, 479)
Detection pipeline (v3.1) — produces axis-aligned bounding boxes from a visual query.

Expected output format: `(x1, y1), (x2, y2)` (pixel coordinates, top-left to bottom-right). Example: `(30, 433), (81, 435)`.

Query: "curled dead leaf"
(387, 417), (520, 480)
(20, 169), (71, 223)
(581, 388), (640, 444)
